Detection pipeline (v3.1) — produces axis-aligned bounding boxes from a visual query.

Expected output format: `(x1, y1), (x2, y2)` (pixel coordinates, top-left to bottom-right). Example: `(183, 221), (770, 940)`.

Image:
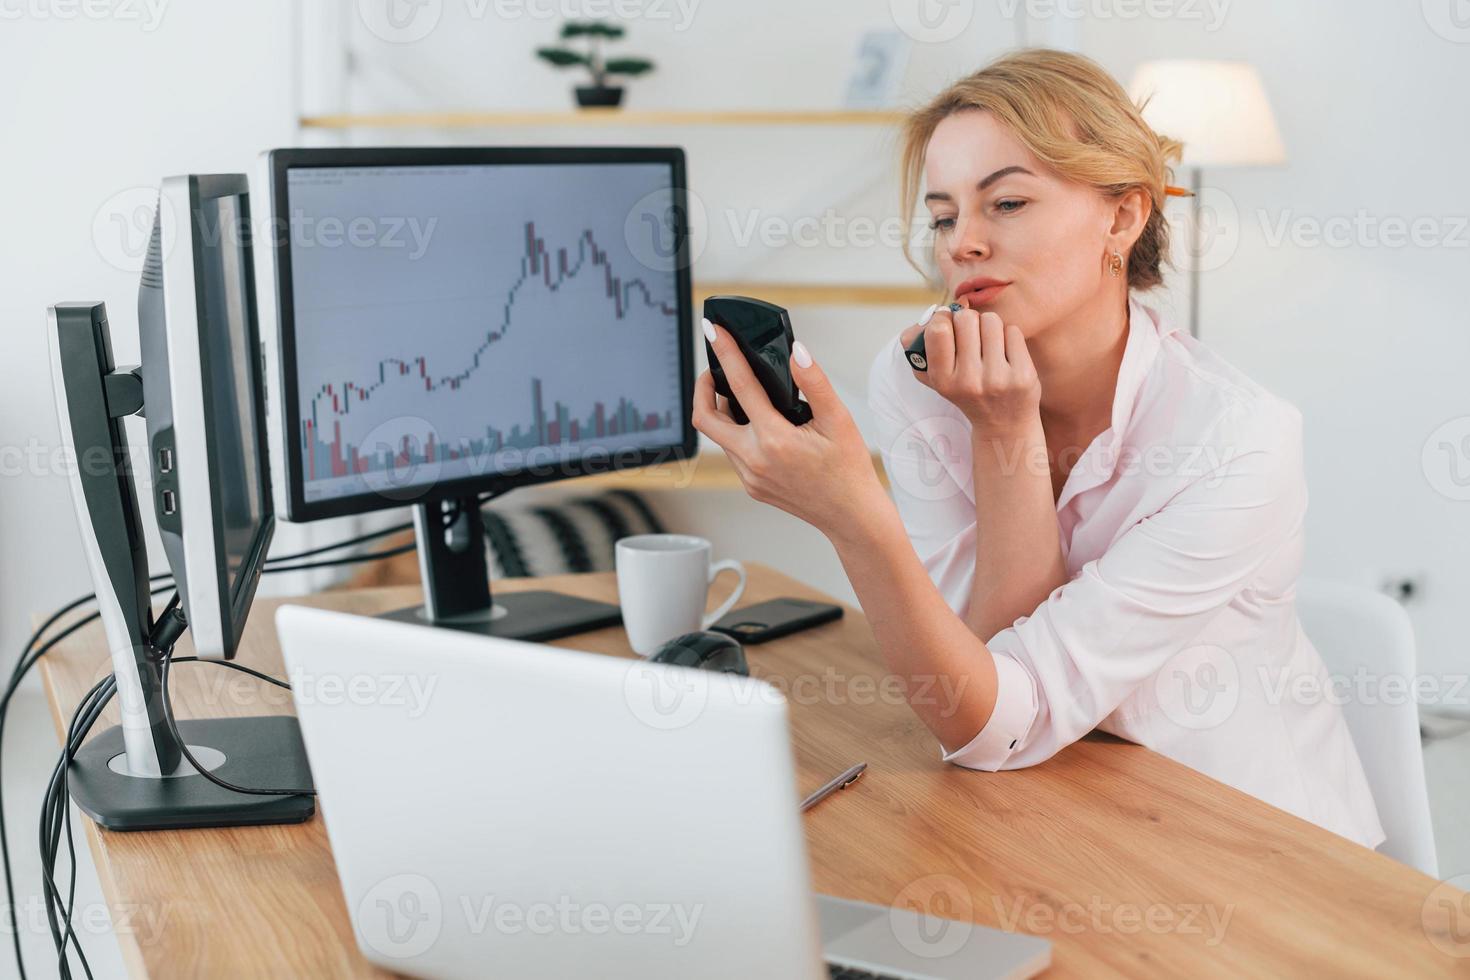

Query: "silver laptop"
(276, 605), (1050, 980)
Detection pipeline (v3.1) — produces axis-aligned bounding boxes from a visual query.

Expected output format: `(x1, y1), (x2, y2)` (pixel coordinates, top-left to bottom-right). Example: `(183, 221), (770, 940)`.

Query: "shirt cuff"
(939, 654), (1037, 771)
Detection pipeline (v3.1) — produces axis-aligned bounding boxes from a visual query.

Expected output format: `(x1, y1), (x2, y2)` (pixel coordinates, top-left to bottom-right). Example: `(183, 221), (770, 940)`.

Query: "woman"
(692, 49), (1384, 849)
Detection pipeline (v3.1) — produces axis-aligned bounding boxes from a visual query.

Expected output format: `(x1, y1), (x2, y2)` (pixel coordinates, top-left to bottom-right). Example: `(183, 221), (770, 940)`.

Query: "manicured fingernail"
(701, 317), (717, 343)
(917, 303), (938, 327)
(792, 341), (813, 368)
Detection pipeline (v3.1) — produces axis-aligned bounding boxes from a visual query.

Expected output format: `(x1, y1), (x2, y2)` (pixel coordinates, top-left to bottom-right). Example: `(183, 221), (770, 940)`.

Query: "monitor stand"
(380, 495), (623, 642)
(50, 300), (315, 831)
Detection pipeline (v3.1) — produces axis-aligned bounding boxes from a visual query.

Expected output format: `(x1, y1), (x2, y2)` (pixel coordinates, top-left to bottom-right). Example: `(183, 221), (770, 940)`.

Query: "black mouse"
(648, 630), (749, 676)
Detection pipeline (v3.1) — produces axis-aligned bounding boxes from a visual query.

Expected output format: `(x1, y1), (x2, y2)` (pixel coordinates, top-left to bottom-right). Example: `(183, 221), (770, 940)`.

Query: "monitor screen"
(194, 192), (268, 603)
(278, 158), (689, 510)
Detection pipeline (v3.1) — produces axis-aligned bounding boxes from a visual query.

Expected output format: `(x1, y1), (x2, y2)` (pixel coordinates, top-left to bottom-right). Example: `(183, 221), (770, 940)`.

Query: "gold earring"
(1109, 251), (1124, 278)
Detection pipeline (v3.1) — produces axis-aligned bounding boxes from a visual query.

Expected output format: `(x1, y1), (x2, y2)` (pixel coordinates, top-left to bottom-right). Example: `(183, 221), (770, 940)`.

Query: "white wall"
(1079, 0), (1470, 694)
(0, 4), (298, 974)
(1, 1), (299, 642)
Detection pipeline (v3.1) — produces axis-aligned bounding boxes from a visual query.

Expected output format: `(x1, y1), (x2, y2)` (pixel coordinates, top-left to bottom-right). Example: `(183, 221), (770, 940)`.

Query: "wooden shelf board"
(694, 282), (936, 308)
(569, 450), (888, 492)
(299, 109), (908, 129)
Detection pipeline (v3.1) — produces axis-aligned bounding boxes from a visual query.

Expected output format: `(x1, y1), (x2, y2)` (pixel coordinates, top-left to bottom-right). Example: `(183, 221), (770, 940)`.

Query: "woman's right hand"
(899, 304), (1041, 436)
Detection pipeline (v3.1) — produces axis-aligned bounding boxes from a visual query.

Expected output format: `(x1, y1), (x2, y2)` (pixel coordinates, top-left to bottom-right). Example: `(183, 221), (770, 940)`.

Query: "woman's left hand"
(692, 322), (886, 538)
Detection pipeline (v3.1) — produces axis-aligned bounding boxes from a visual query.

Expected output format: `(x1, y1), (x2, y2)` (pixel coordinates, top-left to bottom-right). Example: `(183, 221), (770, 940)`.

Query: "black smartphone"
(708, 597), (844, 644)
(704, 295), (813, 426)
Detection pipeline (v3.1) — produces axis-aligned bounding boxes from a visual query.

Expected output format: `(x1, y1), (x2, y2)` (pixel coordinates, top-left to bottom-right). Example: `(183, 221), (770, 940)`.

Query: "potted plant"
(536, 22), (655, 108)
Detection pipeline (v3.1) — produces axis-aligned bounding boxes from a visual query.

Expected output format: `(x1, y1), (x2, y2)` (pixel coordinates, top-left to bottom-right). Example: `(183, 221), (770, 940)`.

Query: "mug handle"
(701, 559), (747, 629)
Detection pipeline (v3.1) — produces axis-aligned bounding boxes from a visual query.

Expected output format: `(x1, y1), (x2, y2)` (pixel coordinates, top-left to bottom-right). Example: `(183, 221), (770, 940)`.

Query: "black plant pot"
(575, 85), (624, 108)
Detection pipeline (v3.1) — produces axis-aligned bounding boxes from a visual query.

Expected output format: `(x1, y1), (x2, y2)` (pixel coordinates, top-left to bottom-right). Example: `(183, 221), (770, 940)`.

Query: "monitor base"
(382, 589), (623, 642)
(67, 716), (316, 831)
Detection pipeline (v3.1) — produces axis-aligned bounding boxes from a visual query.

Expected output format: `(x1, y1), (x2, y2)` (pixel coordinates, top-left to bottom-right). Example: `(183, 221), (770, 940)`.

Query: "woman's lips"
(957, 282), (1009, 305)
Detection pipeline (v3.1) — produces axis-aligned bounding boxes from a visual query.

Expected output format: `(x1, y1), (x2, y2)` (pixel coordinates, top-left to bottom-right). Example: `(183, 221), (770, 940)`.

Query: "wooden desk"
(37, 564), (1463, 977)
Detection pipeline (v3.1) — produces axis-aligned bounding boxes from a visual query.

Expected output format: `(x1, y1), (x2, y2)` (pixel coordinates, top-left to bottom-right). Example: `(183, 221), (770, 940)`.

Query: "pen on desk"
(800, 763), (867, 812)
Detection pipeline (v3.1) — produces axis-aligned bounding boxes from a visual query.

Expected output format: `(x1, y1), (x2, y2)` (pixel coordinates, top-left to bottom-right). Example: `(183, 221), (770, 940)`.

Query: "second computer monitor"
(257, 147), (696, 522)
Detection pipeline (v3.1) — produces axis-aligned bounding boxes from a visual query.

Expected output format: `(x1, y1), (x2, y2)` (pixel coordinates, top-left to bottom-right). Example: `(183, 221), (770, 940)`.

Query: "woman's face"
(922, 109), (1121, 337)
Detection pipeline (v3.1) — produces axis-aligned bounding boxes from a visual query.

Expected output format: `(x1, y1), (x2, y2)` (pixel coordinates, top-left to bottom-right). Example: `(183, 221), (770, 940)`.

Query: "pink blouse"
(867, 296), (1384, 849)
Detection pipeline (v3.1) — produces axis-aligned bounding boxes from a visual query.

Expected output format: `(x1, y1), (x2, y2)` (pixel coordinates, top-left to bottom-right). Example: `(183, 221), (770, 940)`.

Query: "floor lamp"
(1129, 60), (1287, 338)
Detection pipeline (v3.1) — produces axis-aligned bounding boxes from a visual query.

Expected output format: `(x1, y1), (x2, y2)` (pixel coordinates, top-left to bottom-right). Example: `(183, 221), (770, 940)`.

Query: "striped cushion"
(483, 489), (666, 579)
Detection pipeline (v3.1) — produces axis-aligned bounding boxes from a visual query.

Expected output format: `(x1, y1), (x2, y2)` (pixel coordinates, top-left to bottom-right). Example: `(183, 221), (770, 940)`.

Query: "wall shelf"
(695, 282), (935, 307)
(299, 110), (930, 308)
(298, 109), (908, 129)
(570, 449), (889, 492)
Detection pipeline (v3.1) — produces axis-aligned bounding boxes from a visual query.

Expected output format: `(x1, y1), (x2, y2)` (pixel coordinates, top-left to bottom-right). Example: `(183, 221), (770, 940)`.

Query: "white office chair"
(1296, 579), (1438, 876)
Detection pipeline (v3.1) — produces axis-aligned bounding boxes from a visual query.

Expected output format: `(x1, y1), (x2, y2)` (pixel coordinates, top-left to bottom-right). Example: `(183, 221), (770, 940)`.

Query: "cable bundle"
(3, 521), (415, 979)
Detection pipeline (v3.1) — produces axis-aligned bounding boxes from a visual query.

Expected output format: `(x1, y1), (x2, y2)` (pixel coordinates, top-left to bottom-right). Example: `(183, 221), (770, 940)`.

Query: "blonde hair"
(900, 48), (1184, 291)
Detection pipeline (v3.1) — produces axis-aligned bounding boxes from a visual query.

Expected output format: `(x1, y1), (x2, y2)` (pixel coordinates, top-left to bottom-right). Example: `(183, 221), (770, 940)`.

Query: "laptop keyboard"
(827, 963), (906, 980)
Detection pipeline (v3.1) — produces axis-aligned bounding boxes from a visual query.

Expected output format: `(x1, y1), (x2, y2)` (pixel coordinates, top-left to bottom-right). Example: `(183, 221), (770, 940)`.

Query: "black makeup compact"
(704, 295), (813, 426)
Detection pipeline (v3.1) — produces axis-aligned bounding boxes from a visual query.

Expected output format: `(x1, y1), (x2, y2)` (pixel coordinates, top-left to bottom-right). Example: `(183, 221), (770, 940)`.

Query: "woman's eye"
(929, 216), (956, 231)
(995, 199), (1027, 214)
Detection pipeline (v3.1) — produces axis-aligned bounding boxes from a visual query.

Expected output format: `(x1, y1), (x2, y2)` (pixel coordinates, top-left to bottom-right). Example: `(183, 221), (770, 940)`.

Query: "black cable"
(1, 604), (143, 980)
(257, 521), (413, 565)
(33, 652), (322, 976)
(13, 520), (412, 668)
(260, 541), (417, 576)
(38, 673), (114, 980)
(157, 649), (314, 798)
(52, 676), (116, 980)
(3, 529), (416, 980)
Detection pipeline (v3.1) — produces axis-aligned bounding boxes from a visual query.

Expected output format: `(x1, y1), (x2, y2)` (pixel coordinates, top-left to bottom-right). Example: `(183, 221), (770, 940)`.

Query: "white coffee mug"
(615, 534), (747, 656)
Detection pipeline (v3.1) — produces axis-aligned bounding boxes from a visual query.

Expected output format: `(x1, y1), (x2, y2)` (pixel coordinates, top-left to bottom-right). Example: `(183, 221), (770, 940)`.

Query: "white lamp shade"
(1128, 60), (1286, 168)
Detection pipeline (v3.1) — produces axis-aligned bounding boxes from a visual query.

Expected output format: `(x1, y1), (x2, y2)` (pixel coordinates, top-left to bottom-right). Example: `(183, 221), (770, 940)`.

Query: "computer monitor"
(139, 173), (274, 661)
(256, 147), (697, 640)
(46, 175), (312, 830)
